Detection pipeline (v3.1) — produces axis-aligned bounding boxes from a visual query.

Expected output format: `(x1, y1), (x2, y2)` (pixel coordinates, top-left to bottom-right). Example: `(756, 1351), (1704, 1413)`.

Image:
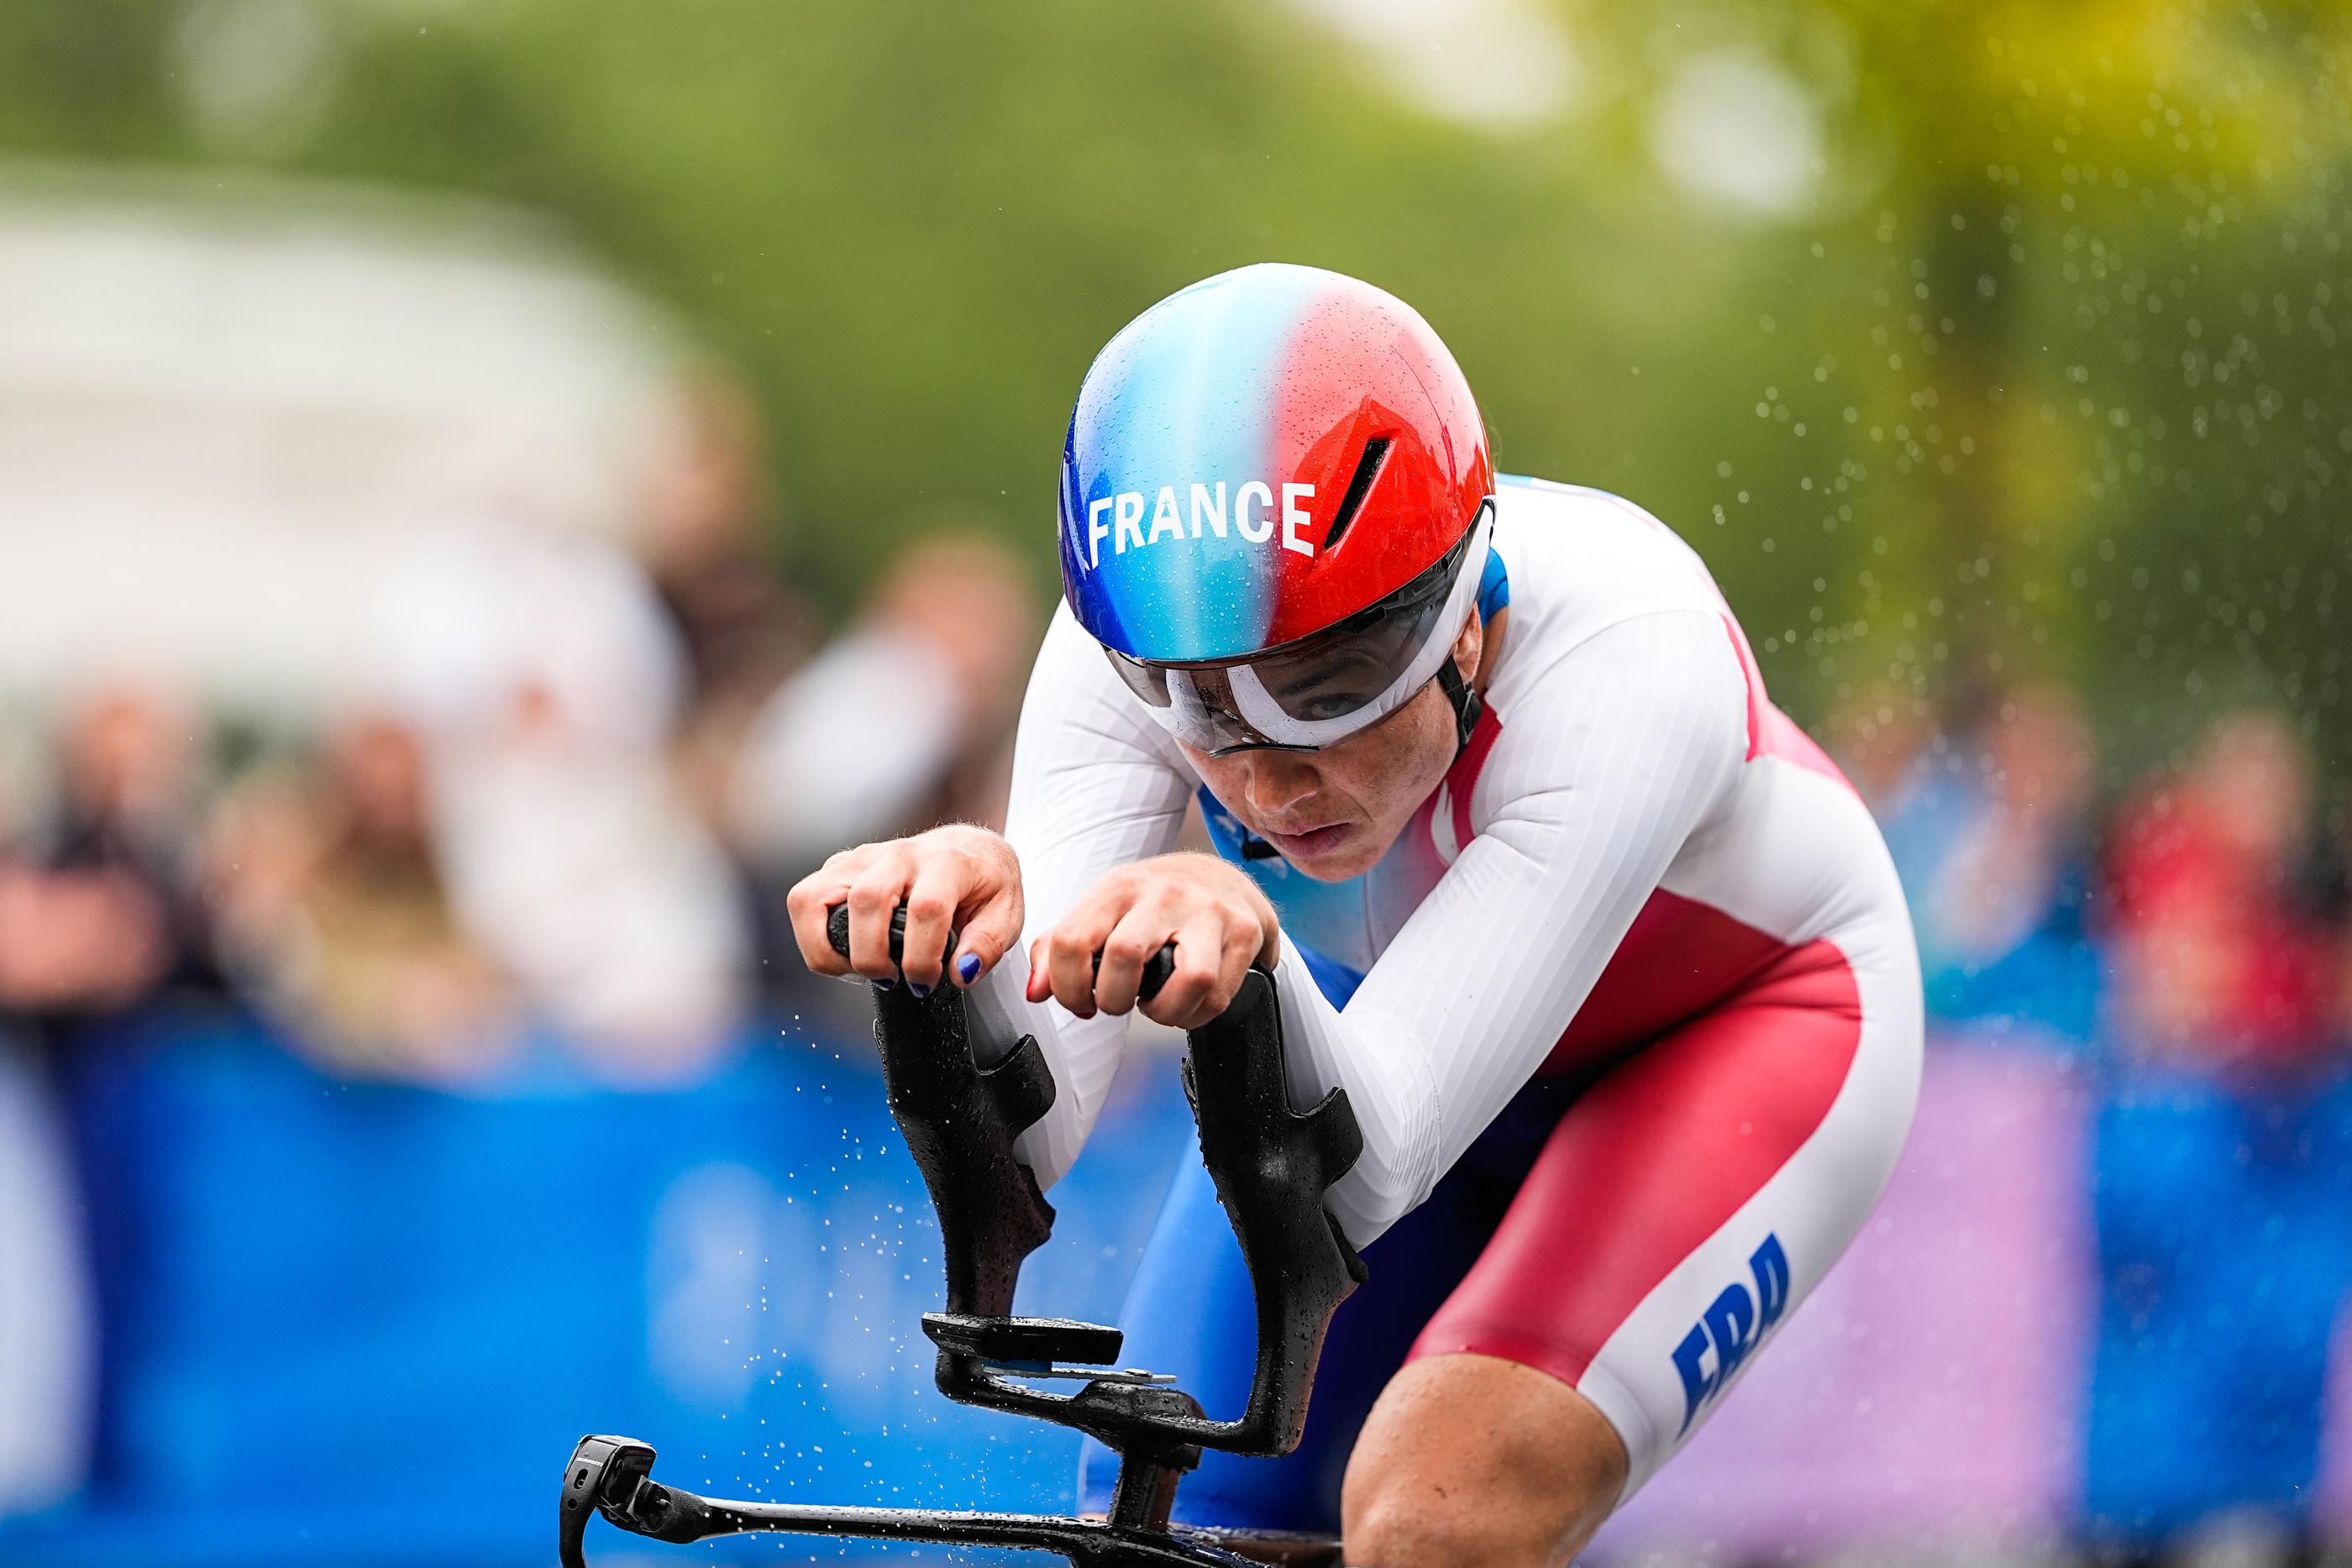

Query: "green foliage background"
(4, 0), (2349, 781)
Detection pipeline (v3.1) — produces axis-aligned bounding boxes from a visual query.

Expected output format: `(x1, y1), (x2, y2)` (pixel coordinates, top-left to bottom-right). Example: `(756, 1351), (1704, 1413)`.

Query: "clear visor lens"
(1103, 503), (1491, 756)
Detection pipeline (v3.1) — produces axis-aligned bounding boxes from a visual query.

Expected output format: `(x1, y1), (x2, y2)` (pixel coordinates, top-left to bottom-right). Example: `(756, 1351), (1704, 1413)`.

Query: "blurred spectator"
(0, 866), (170, 1020)
(638, 367), (817, 827)
(1828, 677), (1941, 815)
(1911, 684), (2104, 1050)
(2103, 711), (2339, 1074)
(1828, 679), (1974, 913)
(377, 517), (750, 1083)
(727, 529), (1037, 876)
(1829, 677), (2102, 1046)
(2085, 710), (2352, 1555)
(0, 679), (214, 1518)
(0, 681), (215, 1020)
(205, 717), (517, 1085)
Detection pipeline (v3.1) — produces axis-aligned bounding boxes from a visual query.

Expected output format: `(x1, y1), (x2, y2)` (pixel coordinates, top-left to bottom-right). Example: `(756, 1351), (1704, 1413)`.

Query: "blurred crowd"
(1835, 677), (2352, 1555)
(0, 369), (1042, 1094)
(4, 368), (2352, 1555)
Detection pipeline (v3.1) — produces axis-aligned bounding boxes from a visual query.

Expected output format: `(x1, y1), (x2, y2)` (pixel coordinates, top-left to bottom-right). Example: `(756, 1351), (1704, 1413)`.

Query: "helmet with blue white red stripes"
(1058, 264), (1495, 756)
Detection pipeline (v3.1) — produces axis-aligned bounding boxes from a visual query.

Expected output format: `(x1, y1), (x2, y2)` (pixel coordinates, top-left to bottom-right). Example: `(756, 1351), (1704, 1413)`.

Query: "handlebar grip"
(827, 903), (1177, 1001)
(827, 902), (909, 967)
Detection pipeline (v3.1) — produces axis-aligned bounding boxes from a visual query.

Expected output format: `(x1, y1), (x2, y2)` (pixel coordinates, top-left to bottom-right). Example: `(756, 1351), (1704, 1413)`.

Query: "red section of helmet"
(1262, 277), (1494, 648)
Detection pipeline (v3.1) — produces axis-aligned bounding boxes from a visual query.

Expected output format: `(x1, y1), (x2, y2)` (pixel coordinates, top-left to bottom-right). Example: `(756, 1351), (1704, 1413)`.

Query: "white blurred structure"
(729, 626), (961, 873)
(0, 170), (753, 1497)
(375, 520), (748, 1078)
(0, 160), (688, 715)
(1648, 50), (1827, 220)
(0, 160), (749, 1060)
(1278, 0), (1582, 134)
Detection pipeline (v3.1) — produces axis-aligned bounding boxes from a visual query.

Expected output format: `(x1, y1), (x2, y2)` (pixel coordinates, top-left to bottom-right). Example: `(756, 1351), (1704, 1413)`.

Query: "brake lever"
(825, 904), (1177, 1003)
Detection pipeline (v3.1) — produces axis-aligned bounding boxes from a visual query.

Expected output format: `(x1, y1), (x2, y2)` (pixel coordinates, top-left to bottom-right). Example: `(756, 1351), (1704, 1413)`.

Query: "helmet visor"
(1104, 502), (1491, 756)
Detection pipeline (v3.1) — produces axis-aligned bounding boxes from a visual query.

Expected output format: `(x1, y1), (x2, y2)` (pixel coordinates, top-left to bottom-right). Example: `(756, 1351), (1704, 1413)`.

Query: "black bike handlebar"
(559, 1431), (1262, 1568)
(568, 900), (1365, 1566)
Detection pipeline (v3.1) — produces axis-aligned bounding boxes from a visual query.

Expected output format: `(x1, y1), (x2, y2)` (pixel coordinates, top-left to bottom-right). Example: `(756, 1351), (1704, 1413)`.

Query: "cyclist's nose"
(1242, 751), (1321, 816)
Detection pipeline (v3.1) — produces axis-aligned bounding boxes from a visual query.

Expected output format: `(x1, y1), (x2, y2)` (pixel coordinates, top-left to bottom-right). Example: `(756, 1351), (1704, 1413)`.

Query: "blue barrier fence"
(17, 1004), (2352, 1566)
(5, 1006), (1199, 1568)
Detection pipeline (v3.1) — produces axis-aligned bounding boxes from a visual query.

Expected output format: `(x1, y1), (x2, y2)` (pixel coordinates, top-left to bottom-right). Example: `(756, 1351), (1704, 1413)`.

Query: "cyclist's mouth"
(1260, 821), (1355, 857)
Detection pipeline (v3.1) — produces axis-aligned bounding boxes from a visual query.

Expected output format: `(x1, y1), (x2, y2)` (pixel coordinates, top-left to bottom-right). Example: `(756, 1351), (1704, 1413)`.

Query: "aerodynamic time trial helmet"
(1057, 264), (1495, 756)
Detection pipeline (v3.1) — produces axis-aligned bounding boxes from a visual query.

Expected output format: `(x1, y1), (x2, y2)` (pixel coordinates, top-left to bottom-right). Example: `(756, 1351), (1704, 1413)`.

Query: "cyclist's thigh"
(1078, 1099), (1553, 1533)
(1405, 929), (1921, 1502)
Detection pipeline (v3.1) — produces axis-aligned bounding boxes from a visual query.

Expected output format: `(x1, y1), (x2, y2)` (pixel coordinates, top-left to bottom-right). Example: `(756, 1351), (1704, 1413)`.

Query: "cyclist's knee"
(1340, 1352), (1625, 1568)
(1346, 1491), (1566, 1568)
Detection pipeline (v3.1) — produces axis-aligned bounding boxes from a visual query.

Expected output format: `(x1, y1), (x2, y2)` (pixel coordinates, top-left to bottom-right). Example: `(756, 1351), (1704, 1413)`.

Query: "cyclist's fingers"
(788, 844), (896, 977)
(897, 857), (963, 991)
(949, 882), (1022, 990)
(1138, 916), (1229, 1030)
(843, 851), (915, 982)
(1173, 908), (1266, 1030)
(785, 861), (856, 976)
(1093, 899), (1178, 1018)
(1040, 894), (1123, 1019)
(1221, 915), (1269, 998)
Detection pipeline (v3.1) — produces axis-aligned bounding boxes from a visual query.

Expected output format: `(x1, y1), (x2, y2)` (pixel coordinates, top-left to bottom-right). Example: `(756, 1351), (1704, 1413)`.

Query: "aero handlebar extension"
(560, 899), (1364, 1568)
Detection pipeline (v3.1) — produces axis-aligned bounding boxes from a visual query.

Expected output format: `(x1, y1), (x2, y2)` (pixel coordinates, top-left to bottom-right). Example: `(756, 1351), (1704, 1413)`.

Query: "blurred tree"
(0, 0), (2347, 777)
(1588, 0), (2352, 770)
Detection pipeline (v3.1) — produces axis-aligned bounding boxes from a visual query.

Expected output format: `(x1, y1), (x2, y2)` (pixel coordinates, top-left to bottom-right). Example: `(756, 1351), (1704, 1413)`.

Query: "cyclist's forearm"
(972, 603), (1196, 1187)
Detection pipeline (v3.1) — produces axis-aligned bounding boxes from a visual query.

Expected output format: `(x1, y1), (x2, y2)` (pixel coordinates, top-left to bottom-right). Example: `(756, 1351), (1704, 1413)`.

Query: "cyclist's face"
(1180, 616), (1482, 884)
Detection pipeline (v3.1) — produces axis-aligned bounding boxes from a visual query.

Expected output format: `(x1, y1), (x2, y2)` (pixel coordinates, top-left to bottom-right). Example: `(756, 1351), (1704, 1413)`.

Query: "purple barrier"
(2314, 1299), (2352, 1539)
(1594, 1038), (2097, 1561)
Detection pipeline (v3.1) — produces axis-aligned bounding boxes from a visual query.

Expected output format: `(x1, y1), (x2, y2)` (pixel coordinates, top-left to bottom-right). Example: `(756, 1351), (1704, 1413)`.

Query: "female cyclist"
(788, 264), (1921, 1568)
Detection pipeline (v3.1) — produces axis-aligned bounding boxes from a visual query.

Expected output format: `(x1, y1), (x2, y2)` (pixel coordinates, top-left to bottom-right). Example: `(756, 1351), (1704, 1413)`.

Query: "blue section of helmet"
(1059, 265), (1329, 663)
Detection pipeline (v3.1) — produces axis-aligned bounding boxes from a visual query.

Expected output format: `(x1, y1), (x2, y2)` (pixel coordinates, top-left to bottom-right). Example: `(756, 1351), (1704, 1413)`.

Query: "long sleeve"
(1269, 610), (1748, 1245)
(963, 604), (1195, 1187)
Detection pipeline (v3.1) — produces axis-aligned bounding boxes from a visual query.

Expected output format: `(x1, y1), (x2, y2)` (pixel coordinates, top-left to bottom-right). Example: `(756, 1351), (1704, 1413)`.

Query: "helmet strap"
(1435, 655), (1482, 760)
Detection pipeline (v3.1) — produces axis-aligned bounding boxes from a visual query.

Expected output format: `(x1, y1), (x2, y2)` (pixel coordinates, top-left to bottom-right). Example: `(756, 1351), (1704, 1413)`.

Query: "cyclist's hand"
(1032, 853), (1278, 1031)
(786, 825), (1023, 994)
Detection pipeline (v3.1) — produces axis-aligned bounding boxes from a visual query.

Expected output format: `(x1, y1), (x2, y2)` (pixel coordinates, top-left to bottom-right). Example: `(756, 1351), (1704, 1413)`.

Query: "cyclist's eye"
(1276, 650), (1384, 709)
(1283, 680), (1386, 721)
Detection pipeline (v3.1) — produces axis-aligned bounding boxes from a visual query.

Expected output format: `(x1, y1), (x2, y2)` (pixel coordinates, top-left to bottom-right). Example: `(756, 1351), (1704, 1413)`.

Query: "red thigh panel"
(1408, 937), (1863, 1388)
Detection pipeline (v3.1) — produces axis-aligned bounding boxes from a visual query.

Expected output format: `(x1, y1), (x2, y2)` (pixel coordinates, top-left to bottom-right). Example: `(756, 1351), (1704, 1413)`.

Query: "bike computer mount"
(559, 904), (1368, 1568)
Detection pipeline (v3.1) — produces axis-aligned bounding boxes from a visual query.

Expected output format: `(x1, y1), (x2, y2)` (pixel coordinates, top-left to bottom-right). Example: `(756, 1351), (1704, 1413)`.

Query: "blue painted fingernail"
(908, 982), (930, 999)
(957, 952), (980, 985)
(878, 978), (897, 992)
